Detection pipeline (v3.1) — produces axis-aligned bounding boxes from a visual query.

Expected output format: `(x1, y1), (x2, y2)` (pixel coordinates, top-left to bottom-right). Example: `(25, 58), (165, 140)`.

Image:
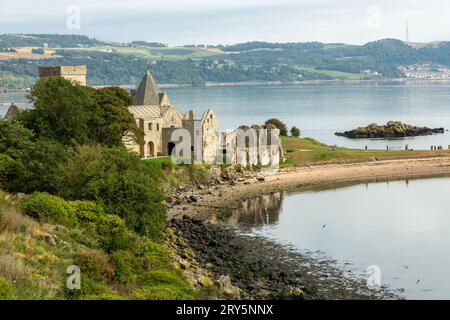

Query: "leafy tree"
(17, 138), (68, 194)
(291, 126), (301, 137)
(0, 154), (25, 192)
(58, 145), (166, 240)
(89, 87), (143, 146)
(265, 118), (288, 136)
(19, 78), (142, 147)
(21, 77), (92, 145)
(0, 119), (33, 159)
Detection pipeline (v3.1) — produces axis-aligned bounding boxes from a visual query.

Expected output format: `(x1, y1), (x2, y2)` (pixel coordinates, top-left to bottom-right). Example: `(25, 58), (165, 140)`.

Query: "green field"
(281, 136), (450, 166)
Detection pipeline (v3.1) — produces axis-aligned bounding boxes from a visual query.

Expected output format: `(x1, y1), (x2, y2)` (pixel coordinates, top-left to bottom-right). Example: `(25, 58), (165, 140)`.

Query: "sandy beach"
(169, 156), (450, 218)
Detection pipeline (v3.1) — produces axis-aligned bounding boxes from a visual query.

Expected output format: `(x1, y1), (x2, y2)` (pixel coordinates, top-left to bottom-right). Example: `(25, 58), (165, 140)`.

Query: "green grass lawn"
(281, 136), (450, 166)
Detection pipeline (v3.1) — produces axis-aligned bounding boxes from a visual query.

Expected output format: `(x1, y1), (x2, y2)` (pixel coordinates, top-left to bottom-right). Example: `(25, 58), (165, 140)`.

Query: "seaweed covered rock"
(336, 121), (445, 139)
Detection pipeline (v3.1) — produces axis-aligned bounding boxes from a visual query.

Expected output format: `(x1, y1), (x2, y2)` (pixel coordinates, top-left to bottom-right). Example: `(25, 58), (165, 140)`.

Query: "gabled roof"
(133, 71), (161, 106)
(161, 105), (183, 119)
(4, 103), (23, 120)
(128, 105), (161, 119)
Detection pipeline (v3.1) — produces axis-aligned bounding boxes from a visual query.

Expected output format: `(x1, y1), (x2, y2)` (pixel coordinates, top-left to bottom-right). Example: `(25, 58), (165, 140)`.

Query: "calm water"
(4, 82), (450, 149)
(232, 177), (450, 300)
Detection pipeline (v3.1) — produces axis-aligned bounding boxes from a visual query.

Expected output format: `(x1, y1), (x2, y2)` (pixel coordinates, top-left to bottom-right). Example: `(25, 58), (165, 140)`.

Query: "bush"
(67, 248), (115, 298)
(0, 277), (12, 299)
(58, 146), (166, 240)
(137, 240), (171, 269)
(111, 251), (137, 285)
(20, 192), (77, 226)
(70, 200), (135, 252)
(291, 126), (301, 137)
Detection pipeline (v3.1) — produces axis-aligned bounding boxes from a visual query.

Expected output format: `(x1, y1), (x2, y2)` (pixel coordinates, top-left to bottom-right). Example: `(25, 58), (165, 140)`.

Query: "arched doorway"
(148, 141), (155, 158)
(168, 142), (176, 156)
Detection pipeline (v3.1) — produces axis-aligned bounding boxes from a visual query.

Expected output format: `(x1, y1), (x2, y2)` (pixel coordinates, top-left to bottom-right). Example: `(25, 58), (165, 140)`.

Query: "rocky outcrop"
(335, 121), (445, 139)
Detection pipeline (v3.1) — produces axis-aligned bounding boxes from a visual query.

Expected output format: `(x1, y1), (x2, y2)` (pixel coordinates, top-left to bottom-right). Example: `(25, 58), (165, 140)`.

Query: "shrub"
(67, 248), (115, 298)
(69, 200), (135, 252)
(20, 192), (77, 226)
(58, 146), (166, 240)
(0, 277), (12, 299)
(95, 215), (135, 253)
(136, 240), (170, 270)
(110, 251), (137, 285)
(290, 126), (301, 137)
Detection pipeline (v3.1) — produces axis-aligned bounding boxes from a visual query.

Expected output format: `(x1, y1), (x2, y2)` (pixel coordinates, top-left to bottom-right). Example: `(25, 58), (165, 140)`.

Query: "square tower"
(39, 65), (87, 86)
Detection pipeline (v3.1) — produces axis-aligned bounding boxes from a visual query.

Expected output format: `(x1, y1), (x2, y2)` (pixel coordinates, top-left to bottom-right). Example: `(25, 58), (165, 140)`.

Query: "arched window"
(148, 122), (153, 130)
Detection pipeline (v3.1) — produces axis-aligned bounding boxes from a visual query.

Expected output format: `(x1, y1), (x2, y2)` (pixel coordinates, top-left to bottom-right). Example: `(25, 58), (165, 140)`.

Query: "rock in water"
(335, 121), (445, 139)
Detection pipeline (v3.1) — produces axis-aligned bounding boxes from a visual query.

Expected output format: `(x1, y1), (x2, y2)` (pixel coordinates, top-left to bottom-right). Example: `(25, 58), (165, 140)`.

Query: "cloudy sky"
(2, 0), (450, 45)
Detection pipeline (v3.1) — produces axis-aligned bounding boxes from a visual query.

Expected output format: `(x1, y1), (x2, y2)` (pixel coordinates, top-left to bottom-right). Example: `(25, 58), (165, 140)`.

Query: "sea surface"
(3, 82), (450, 149)
(231, 177), (450, 300)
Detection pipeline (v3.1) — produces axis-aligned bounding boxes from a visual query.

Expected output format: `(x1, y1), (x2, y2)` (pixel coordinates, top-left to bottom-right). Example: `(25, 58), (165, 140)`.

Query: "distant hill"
(2, 34), (450, 88)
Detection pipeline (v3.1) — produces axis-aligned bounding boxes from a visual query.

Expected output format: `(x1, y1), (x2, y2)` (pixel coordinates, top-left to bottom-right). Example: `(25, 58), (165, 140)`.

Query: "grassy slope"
(0, 191), (199, 300)
(281, 136), (450, 166)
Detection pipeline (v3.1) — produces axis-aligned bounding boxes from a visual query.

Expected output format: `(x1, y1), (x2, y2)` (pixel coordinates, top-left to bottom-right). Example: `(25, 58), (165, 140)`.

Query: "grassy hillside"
(0, 191), (200, 300)
(5, 34), (450, 87)
(281, 136), (450, 166)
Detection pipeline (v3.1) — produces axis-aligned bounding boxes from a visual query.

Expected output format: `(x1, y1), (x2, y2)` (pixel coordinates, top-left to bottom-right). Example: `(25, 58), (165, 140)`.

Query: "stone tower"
(133, 71), (161, 105)
(39, 65), (87, 86)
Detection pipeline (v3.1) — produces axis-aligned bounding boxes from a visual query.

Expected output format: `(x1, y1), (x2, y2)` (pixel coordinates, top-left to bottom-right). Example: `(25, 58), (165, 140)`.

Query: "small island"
(335, 121), (445, 139)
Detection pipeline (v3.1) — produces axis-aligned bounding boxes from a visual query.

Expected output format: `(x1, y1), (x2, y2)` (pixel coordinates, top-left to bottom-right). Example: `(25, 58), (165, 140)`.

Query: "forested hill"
(2, 34), (450, 88)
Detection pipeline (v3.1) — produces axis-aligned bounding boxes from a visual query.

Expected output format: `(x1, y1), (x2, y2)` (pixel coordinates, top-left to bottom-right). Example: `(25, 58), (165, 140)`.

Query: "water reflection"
(232, 192), (284, 227)
(230, 177), (450, 299)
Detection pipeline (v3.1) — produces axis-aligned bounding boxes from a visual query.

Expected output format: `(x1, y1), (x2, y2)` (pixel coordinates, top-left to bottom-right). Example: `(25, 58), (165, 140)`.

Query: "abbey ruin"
(125, 71), (283, 168)
(3, 65), (283, 168)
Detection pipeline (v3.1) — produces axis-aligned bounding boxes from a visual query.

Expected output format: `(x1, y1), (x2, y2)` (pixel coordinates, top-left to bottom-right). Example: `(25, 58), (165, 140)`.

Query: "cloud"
(1, 0), (450, 44)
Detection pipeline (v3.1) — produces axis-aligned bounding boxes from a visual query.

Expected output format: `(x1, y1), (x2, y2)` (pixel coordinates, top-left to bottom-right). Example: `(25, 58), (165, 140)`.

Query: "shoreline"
(5, 78), (450, 92)
(168, 156), (450, 219)
(166, 156), (450, 300)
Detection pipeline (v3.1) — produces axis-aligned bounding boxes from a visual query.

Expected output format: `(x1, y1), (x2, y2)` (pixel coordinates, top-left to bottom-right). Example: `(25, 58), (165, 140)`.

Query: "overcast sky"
(2, 0), (450, 45)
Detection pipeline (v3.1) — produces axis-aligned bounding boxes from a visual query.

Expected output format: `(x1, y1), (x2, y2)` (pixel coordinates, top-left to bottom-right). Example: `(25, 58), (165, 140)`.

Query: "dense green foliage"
(58, 145), (166, 239)
(290, 126), (301, 138)
(18, 77), (142, 146)
(0, 74), (201, 300)
(265, 118), (288, 136)
(20, 192), (77, 226)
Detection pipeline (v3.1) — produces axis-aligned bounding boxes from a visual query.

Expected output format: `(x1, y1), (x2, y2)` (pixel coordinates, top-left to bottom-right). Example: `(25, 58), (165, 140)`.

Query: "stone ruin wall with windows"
(125, 70), (283, 167)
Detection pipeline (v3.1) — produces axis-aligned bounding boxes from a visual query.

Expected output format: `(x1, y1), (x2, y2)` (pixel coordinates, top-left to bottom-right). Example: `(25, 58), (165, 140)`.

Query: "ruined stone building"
(2, 65), (283, 168)
(125, 71), (220, 161)
(125, 71), (283, 167)
(39, 65), (87, 86)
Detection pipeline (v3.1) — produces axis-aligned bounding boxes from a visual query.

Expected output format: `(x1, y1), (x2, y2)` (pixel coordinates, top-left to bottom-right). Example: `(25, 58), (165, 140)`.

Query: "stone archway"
(148, 141), (155, 158)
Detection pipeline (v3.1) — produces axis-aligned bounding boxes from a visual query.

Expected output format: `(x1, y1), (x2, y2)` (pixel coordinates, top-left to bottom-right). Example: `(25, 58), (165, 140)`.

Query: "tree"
(89, 87), (143, 146)
(291, 126), (301, 137)
(19, 78), (142, 147)
(57, 145), (166, 240)
(0, 119), (33, 159)
(265, 118), (288, 136)
(18, 138), (68, 194)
